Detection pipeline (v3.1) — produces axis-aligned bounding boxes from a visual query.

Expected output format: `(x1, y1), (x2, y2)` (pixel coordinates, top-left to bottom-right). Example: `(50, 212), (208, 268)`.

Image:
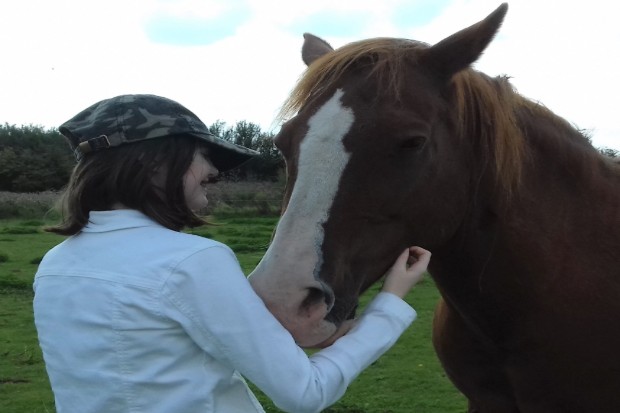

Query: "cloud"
(145, 16), (245, 46)
(286, 11), (371, 38)
(145, 0), (251, 45)
(0, 0), (618, 150)
(391, 0), (452, 29)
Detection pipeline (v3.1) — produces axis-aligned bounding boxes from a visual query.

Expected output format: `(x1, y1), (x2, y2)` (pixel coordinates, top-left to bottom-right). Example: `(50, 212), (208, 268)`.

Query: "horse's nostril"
(301, 287), (323, 310)
(300, 282), (335, 314)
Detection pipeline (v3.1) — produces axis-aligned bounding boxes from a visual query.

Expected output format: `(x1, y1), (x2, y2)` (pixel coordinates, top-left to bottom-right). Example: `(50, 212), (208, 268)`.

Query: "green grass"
(0, 291), (54, 413)
(0, 220), (61, 292)
(0, 216), (467, 413)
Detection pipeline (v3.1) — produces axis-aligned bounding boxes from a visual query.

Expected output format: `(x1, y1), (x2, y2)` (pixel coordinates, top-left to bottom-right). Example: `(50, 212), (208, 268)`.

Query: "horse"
(248, 4), (620, 411)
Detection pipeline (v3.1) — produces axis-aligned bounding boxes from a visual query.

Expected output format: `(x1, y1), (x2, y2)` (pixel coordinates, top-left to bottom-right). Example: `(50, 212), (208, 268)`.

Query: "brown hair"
(47, 135), (207, 235)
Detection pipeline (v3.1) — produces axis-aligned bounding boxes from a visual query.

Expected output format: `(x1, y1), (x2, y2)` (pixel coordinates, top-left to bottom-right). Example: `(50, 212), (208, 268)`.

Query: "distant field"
(0, 193), (467, 412)
(0, 180), (285, 221)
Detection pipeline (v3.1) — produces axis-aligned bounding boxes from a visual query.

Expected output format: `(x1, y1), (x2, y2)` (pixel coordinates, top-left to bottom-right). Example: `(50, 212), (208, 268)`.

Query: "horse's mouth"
(346, 304), (358, 320)
(325, 297), (359, 324)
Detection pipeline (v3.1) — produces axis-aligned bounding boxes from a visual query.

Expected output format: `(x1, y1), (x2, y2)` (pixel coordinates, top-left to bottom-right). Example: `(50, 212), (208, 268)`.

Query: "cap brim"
(189, 132), (259, 172)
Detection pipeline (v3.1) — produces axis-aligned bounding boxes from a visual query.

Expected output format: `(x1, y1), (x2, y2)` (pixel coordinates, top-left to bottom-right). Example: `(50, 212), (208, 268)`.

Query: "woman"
(33, 94), (431, 413)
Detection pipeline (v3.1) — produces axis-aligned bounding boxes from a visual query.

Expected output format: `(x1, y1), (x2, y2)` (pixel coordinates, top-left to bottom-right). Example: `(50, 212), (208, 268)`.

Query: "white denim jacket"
(33, 210), (416, 413)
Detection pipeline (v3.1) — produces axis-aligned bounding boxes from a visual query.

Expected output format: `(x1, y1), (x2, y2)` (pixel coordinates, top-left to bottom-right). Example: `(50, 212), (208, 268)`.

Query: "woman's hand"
(310, 246), (431, 348)
(381, 246), (431, 299)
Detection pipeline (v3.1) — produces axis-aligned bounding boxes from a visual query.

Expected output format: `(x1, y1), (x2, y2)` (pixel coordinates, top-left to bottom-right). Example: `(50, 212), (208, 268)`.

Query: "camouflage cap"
(59, 94), (258, 171)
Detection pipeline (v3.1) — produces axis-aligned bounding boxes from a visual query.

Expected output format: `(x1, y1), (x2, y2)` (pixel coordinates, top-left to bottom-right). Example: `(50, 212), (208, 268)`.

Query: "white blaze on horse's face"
(249, 89), (354, 347)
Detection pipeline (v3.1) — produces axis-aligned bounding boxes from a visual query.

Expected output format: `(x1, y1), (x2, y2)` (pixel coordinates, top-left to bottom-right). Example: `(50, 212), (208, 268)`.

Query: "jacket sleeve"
(161, 245), (416, 413)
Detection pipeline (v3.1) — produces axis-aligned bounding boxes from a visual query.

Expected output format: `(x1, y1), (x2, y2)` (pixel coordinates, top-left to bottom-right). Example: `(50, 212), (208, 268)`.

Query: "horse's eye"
(399, 135), (426, 151)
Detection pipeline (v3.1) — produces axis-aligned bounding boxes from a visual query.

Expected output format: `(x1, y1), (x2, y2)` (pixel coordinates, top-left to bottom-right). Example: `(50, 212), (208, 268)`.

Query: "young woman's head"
(49, 94), (256, 235)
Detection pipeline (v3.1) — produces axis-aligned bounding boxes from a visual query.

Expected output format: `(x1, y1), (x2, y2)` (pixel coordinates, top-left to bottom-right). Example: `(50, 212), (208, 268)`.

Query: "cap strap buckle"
(75, 135), (111, 160)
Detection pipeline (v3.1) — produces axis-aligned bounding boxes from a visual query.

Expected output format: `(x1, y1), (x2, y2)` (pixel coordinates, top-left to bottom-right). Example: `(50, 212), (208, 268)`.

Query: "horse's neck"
(514, 106), (620, 221)
(430, 110), (620, 339)
(486, 109), (619, 269)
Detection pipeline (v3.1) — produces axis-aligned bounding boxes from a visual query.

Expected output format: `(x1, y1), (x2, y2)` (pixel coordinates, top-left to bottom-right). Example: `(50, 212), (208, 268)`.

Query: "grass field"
(0, 215), (467, 413)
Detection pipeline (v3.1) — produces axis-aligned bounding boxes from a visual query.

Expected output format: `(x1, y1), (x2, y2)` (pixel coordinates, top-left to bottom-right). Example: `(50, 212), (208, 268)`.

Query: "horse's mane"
(453, 70), (526, 197)
(279, 37), (587, 197)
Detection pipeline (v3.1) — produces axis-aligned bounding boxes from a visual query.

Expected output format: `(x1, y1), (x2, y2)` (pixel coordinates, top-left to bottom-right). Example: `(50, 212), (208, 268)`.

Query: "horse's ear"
(422, 3), (508, 80)
(302, 33), (334, 66)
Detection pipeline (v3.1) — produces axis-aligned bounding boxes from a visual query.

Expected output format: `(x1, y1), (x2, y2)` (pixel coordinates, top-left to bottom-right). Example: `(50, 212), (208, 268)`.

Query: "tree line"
(0, 122), (284, 193)
(1, 122), (617, 193)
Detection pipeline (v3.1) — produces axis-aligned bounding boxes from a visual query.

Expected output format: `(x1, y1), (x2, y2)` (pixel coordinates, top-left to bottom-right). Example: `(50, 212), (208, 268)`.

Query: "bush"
(19, 220), (45, 226)
(203, 181), (283, 217)
(0, 182), (284, 220)
(0, 124), (74, 192)
(1, 226), (39, 234)
(0, 191), (60, 220)
(30, 257), (43, 265)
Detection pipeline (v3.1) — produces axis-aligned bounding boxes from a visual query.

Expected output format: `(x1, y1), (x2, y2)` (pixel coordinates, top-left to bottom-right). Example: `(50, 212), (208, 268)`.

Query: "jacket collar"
(82, 209), (162, 233)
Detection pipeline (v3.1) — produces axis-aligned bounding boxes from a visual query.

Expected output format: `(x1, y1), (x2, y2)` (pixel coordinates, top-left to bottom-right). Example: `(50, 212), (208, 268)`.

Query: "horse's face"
(249, 5), (508, 346)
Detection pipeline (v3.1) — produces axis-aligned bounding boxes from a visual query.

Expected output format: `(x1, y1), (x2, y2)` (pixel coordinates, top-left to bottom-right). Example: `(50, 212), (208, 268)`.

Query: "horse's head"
(249, 4), (509, 346)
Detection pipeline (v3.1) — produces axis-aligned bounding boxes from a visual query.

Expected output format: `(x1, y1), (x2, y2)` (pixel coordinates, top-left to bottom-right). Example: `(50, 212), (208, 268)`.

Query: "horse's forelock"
(278, 38), (427, 122)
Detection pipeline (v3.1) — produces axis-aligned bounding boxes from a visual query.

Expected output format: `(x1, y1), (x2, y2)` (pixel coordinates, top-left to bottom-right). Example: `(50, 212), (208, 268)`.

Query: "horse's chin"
(292, 300), (359, 347)
(259, 295), (339, 347)
(291, 320), (339, 348)
(291, 305), (359, 348)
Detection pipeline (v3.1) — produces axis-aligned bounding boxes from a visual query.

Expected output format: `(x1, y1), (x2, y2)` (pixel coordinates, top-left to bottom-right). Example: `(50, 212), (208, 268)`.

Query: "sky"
(1, 0), (618, 150)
